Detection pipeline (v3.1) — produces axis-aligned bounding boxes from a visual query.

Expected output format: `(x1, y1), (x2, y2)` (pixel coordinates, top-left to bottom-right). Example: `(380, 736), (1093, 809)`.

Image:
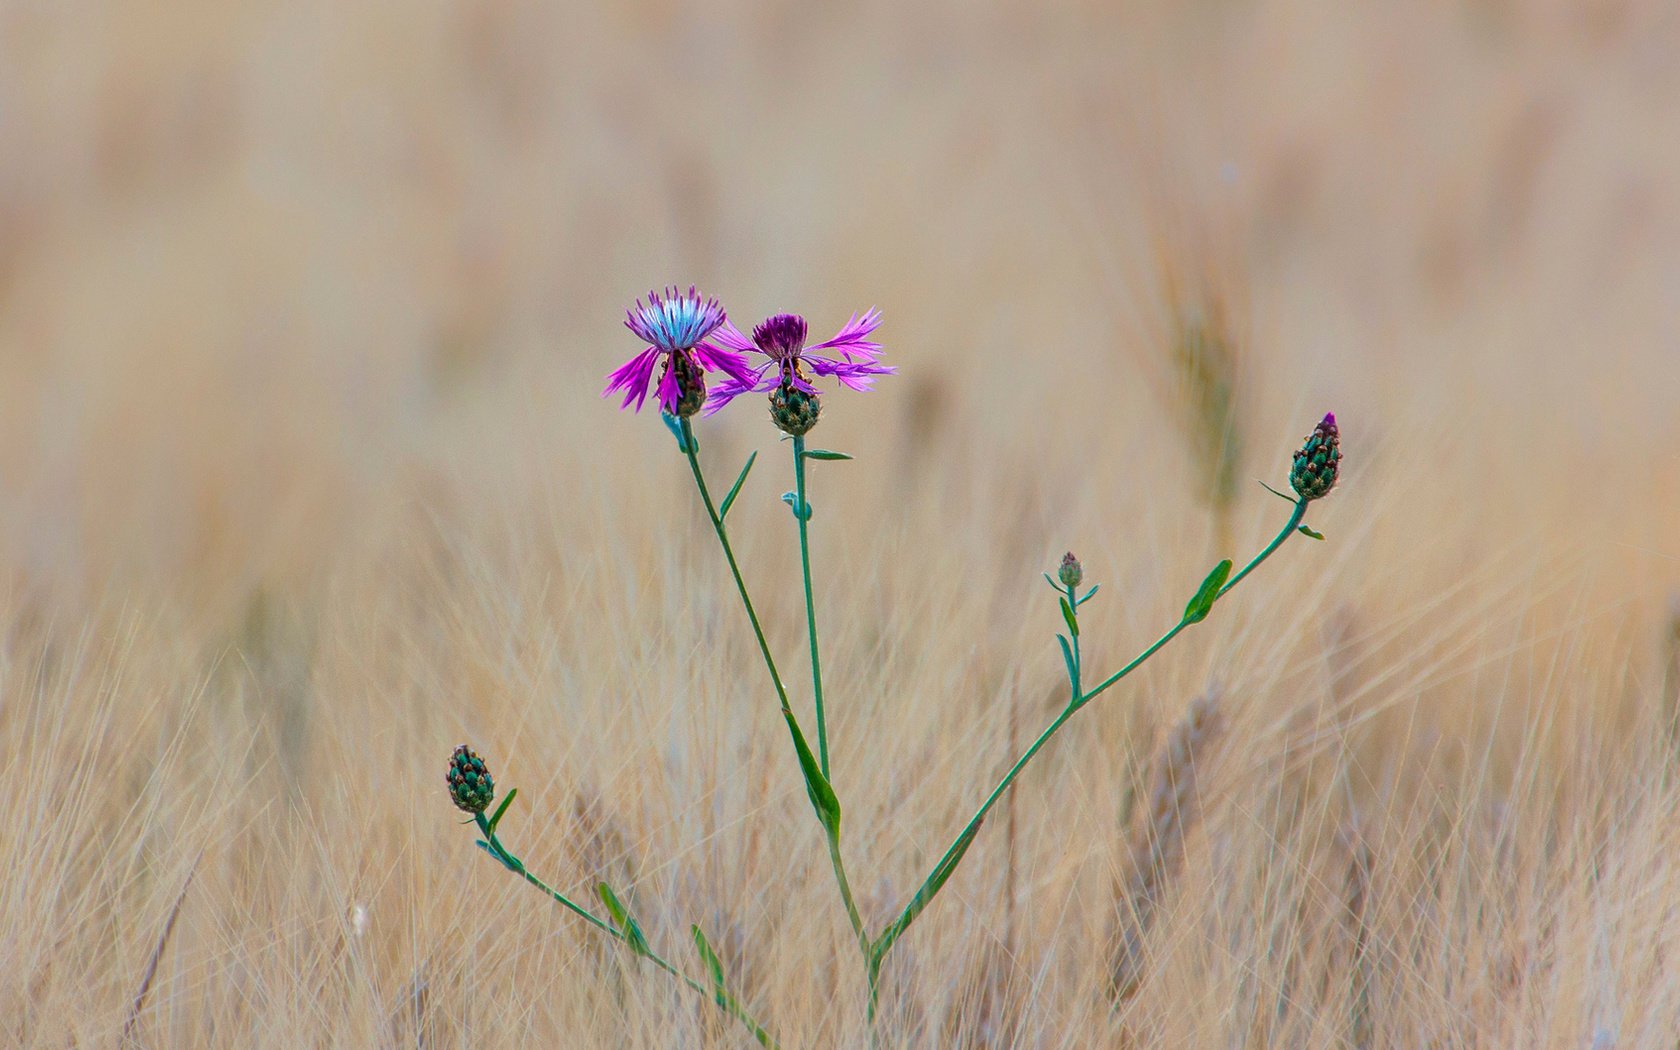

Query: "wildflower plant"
(448, 284), (1345, 1043)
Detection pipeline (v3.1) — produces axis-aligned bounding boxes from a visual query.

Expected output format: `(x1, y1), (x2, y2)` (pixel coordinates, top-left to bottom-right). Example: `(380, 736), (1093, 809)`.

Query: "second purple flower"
(704, 309), (894, 428)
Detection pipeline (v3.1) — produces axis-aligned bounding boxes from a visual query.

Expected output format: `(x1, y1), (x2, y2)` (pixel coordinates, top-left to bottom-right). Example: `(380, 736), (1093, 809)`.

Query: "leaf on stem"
(1298, 525), (1325, 541)
(801, 449), (853, 461)
(662, 412), (693, 453)
(1258, 479), (1295, 503)
(597, 882), (651, 956)
(1182, 559), (1234, 624)
(1042, 572), (1061, 592)
(780, 492), (812, 521)
(485, 787), (518, 837)
(1076, 584), (1100, 607)
(719, 451), (757, 521)
(692, 926), (730, 1007)
(872, 816), (986, 966)
(1056, 634), (1076, 687)
(1060, 597), (1080, 637)
(783, 709), (841, 838)
(474, 839), (522, 874)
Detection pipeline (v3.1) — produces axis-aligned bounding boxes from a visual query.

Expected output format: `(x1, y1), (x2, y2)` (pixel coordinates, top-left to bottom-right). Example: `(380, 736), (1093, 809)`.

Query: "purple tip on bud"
(1290, 413), (1342, 501)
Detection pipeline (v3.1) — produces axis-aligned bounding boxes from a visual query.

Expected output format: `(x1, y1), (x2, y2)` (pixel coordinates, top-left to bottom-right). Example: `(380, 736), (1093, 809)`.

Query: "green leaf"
(597, 882), (651, 956)
(801, 449), (853, 461)
(1056, 633), (1076, 686)
(1182, 559), (1234, 624)
(1042, 572), (1061, 592)
(1258, 479), (1296, 503)
(484, 787), (518, 836)
(692, 926), (729, 1007)
(474, 839), (522, 874)
(1298, 525), (1325, 541)
(719, 451), (757, 521)
(779, 492), (812, 521)
(1060, 597), (1079, 638)
(1076, 584), (1100, 607)
(662, 412), (692, 453)
(783, 709), (841, 839)
(872, 816), (985, 966)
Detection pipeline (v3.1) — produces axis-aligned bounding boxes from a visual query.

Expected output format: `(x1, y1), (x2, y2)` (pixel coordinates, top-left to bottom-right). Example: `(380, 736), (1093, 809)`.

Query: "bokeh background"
(2, 2), (1678, 1046)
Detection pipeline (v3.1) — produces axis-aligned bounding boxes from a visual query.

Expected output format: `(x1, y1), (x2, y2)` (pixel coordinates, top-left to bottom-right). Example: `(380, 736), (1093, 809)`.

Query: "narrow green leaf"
(872, 816), (986, 966)
(1060, 597), (1079, 638)
(1056, 634), (1076, 686)
(801, 449), (853, 461)
(662, 412), (692, 453)
(484, 788), (518, 837)
(597, 882), (650, 956)
(1042, 572), (1061, 592)
(1258, 479), (1295, 503)
(783, 709), (841, 838)
(1182, 559), (1234, 624)
(474, 840), (522, 874)
(1298, 525), (1325, 541)
(780, 491), (811, 521)
(692, 926), (729, 1007)
(1076, 584), (1100, 607)
(718, 451), (758, 521)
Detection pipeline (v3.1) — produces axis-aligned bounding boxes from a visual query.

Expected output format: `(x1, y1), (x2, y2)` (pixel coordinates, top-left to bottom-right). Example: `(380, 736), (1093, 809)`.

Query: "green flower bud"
(1290, 413), (1341, 501)
(447, 744), (495, 814)
(1058, 552), (1083, 588)
(769, 381), (821, 436)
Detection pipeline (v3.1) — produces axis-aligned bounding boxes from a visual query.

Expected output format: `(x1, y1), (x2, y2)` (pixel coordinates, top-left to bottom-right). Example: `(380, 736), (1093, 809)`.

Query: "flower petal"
(604, 348), (662, 412)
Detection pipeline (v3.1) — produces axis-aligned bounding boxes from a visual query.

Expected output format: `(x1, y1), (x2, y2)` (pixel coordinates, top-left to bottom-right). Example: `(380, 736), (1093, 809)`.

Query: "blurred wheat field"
(2, 1), (1680, 1046)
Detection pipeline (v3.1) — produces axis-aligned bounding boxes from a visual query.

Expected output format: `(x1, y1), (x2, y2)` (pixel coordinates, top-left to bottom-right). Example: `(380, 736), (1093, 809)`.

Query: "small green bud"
(1058, 552), (1083, 588)
(1290, 413), (1341, 501)
(769, 381), (821, 436)
(447, 744), (496, 814)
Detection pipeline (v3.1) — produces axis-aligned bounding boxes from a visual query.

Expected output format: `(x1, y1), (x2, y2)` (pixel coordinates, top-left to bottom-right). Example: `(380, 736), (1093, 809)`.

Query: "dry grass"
(2, 1), (1680, 1046)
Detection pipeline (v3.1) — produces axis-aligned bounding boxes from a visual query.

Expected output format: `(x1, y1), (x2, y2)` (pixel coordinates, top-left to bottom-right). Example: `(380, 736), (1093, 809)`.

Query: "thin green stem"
(871, 499), (1310, 966)
(792, 435), (831, 779)
(678, 418), (870, 964)
(472, 814), (777, 1047)
(678, 419), (793, 716)
(1065, 581), (1083, 699)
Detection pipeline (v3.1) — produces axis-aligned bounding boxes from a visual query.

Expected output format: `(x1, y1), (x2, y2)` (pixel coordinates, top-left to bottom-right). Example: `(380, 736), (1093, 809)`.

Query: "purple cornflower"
(704, 308), (894, 414)
(604, 286), (753, 415)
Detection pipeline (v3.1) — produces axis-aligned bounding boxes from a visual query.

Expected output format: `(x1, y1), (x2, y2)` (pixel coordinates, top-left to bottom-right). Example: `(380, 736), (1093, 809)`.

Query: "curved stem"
(473, 815), (777, 1047)
(678, 420), (793, 717)
(871, 499), (1309, 965)
(792, 435), (831, 778)
(678, 418), (869, 960)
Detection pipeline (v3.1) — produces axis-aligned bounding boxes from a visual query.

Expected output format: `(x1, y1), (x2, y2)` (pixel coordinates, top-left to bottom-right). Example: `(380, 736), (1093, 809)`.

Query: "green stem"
(473, 814), (777, 1047)
(679, 418), (870, 959)
(1065, 581), (1083, 698)
(792, 435), (831, 779)
(870, 499), (1309, 966)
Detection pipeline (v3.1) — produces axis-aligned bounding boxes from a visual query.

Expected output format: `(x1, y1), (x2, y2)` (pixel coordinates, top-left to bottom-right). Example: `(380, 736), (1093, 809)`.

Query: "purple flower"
(604, 286), (754, 414)
(704, 308), (894, 414)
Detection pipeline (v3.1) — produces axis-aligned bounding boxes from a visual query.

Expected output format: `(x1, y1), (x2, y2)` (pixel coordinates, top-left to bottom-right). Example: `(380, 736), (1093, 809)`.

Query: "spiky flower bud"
(667, 350), (708, 418)
(1058, 552), (1084, 588)
(1290, 412), (1341, 501)
(769, 381), (821, 436)
(447, 744), (495, 814)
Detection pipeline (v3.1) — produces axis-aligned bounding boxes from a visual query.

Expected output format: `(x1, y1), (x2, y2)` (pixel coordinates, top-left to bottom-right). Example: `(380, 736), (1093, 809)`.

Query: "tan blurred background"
(1, 1), (1675, 608)
(3, 1), (1680, 1045)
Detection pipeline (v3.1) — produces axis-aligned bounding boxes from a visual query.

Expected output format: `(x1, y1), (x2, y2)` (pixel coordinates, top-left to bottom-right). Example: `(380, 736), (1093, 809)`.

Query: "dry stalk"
(1109, 686), (1225, 1002)
(121, 851), (202, 1046)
